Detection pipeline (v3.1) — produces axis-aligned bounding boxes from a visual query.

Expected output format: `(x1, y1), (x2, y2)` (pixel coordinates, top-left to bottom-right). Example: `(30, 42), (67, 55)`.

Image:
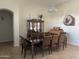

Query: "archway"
(0, 9), (13, 46)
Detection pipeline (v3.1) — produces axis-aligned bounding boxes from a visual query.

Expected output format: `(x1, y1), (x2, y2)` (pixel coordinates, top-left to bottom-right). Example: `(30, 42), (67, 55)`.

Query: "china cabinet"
(27, 19), (44, 39)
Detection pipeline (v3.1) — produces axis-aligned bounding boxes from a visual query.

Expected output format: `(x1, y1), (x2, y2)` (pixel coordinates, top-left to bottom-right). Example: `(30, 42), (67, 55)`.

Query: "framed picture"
(63, 15), (75, 26)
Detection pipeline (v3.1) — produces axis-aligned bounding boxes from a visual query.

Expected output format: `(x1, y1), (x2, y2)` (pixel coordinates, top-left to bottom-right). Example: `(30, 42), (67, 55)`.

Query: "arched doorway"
(0, 9), (13, 46)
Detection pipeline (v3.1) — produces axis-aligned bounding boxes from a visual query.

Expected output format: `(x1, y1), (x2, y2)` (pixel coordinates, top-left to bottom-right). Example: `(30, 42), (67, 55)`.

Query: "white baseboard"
(68, 42), (79, 46)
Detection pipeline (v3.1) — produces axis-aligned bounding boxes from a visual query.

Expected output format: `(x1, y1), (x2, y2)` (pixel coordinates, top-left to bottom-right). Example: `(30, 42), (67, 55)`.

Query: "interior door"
(0, 11), (13, 42)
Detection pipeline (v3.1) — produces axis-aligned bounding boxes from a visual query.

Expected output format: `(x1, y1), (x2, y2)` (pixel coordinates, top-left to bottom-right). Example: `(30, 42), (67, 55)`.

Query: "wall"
(0, 0), (53, 46)
(18, 0), (79, 46)
(19, 0), (53, 38)
(48, 0), (79, 46)
(0, 0), (19, 46)
(1, 0), (78, 46)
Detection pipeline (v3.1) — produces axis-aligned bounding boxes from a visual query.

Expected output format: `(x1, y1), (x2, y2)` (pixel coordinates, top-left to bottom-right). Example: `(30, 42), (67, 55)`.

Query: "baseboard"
(68, 42), (79, 46)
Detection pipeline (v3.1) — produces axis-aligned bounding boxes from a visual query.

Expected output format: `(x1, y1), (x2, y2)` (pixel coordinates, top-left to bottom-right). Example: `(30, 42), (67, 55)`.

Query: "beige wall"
(0, 0), (79, 46)
(0, 0), (19, 46)
(19, 1), (53, 38)
(19, 0), (79, 46)
(0, 0), (52, 46)
(49, 0), (79, 46)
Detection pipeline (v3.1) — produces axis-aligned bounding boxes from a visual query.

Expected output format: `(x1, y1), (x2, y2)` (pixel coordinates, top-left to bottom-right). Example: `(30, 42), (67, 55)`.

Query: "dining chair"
(32, 32), (52, 56)
(51, 33), (60, 51)
(42, 32), (52, 55)
(19, 35), (31, 58)
(59, 32), (67, 49)
(29, 33), (43, 59)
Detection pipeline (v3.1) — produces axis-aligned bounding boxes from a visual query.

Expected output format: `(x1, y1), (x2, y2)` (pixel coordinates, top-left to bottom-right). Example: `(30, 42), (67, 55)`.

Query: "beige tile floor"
(0, 42), (79, 59)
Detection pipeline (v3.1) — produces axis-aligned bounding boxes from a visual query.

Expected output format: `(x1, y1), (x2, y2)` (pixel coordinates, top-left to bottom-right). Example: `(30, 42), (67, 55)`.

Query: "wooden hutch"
(27, 19), (44, 40)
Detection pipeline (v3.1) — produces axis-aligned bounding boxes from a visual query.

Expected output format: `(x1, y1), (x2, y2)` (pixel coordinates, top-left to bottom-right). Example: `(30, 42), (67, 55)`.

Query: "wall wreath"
(63, 15), (75, 26)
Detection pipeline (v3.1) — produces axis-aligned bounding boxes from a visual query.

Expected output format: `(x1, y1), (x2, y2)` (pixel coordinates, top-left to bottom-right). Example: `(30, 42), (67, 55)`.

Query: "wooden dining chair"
(32, 32), (52, 56)
(49, 29), (62, 51)
(19, 35), (31, 58)
(59, 32), (67, 49)
(51, 33), (60, 51)
(29, 33), (44, 59)
(42, 32), (52, 55)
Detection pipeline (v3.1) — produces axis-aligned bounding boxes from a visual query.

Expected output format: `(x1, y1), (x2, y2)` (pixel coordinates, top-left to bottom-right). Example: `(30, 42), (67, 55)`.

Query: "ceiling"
(28, 0), (69, 7)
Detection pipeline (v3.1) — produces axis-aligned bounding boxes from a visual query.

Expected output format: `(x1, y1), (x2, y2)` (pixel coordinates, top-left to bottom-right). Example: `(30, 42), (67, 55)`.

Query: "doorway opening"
(0, 9), (13, 46)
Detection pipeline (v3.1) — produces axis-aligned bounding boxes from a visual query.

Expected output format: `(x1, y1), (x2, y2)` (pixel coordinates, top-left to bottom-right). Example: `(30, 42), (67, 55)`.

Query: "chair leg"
(64, 39), (67, 48)
(51, 46), (53, 53)
(50, 42), (52, 53)
(34, 46), (37, 56)
(31, 44), (34, 59)
(41, 46), (44, 57)
(21, 45), (23, 55)
(49, 45), (52, 54)
(24, 48), (27, 58)
(48, 47), (51, 54)
(57, 43), (60, 51)
(63, 42), (65, 50)
(64, 37), (67, 48)
(50, 46), (52, 54)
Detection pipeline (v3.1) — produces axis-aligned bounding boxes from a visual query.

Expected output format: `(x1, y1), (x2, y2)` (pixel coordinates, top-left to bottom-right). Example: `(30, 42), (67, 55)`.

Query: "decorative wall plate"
(63, 15), (75, 26)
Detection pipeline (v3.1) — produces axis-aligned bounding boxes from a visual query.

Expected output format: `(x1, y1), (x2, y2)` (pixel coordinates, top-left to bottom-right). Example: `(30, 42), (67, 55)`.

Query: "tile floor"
(0, 42), (79, 59)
